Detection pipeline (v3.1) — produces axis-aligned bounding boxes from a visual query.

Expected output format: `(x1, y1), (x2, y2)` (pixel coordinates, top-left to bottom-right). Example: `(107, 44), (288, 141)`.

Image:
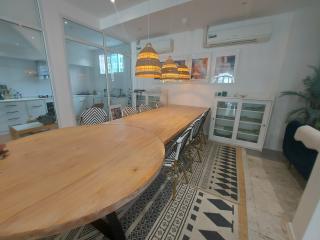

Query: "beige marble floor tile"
(244, 149), (304, 240)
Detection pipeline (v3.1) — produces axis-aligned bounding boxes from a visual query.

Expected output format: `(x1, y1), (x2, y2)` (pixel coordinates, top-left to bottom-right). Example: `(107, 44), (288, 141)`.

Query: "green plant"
(281, 65), (320, 129)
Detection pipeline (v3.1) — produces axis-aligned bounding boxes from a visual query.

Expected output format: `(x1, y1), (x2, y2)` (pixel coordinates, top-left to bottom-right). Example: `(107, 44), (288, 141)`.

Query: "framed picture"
(211, 50), (239, 84)
(191, 54), (210, 80)
(159, 54), (190, 67)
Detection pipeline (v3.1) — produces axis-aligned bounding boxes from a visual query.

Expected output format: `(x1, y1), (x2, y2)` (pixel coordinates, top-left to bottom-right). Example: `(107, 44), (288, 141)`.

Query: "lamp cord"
(147, 0), (150, 41)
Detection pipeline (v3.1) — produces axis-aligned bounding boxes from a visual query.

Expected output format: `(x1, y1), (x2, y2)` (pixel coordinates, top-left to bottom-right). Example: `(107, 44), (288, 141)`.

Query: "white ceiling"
(65, 0), (148, 18)
(64, 0), (313, 42)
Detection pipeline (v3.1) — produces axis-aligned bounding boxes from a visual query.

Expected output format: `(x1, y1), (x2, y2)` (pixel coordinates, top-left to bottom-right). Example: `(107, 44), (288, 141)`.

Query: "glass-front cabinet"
(209, 98), (273, 150)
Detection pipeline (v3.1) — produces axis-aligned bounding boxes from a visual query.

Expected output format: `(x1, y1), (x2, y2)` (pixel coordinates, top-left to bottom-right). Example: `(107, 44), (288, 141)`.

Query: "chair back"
(139, 104), (153, 113)
(175, 127), (192, 160)
(110, 104), (122, 120)
(79, 107), (108, 125)
(190, 118), (202, 140)
(122, 106), (137, 117)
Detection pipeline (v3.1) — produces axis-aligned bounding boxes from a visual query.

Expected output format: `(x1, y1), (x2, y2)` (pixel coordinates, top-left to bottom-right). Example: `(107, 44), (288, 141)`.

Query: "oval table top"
(0, 124), (164, 240)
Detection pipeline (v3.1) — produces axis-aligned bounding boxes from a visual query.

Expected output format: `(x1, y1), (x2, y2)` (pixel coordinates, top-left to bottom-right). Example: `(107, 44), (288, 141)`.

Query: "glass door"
(236, 102), (265, 143)
(213, 101), (238, 139)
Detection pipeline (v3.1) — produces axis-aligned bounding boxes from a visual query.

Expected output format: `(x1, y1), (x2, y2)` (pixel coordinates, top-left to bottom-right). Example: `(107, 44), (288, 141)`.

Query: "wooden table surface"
(114, 105), (208, 144)
(0, 105), (208, 240)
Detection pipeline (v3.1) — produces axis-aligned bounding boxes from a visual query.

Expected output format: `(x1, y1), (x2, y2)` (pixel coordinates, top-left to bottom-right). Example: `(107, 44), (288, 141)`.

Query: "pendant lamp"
(135, 43), (161, 78)
(177, 64), (191, 80)
(161, 56), (179, 80)
(135, 0), (161, 79)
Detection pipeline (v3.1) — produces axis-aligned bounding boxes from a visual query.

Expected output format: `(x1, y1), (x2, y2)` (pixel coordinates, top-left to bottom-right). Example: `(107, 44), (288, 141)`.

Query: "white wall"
(133, 13), (293, 150)
(265, 3), (320, 150)
(0, 57), (53, 97)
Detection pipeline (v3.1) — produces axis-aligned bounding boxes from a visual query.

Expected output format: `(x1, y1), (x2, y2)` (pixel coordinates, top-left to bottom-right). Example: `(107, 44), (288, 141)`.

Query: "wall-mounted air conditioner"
(204, 19), (272, 48)
(137, 38), (174, 54)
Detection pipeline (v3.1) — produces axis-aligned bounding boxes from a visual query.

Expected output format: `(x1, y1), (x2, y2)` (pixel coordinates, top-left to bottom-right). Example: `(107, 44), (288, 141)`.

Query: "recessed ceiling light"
(110, 0), (115, 3)
(64, 21), (68, 24)
(181, 17), (188, 24)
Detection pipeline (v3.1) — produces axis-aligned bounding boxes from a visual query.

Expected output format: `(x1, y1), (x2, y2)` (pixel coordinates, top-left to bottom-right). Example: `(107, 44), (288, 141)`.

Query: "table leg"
(91, 212), (126, 240)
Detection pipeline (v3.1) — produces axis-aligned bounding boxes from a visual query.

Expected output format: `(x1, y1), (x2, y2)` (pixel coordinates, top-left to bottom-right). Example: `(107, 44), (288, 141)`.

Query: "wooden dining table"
(0, 105), (208, 240)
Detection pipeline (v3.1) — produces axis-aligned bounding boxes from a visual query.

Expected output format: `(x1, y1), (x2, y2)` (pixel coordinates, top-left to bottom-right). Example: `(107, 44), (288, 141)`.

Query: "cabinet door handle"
(8, 117), (19, 121)
(32, 105), (42, 108)
(7, 111), (19, 114)
(6, 104), (17, 107)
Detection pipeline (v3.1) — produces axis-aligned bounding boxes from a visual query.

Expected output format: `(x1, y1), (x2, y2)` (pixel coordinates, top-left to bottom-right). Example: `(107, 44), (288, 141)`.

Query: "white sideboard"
(209, 97), (273, 151)
(0, 99), (47, 134)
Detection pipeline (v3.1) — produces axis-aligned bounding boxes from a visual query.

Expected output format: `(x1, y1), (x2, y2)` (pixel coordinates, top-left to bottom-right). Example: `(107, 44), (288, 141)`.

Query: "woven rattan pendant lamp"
(161, 56), (179, 80)
(135, 1), (161, 79)
(177, 64), (191, 80)
(135, 43), (161, 78)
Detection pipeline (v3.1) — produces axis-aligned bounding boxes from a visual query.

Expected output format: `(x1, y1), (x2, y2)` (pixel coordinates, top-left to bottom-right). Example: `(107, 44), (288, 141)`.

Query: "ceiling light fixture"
(161, 56), (179, 80)
(177, 64), (191, 80)
(135, 0), (161, 79)
(110, 0), (115, 3)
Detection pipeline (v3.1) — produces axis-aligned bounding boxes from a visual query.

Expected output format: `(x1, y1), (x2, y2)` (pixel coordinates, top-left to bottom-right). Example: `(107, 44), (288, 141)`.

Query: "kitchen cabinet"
(133, 91), (160, 108)
(26, 100), (47, 120)
(209, 97), (273, 151)
(0, 99), (47, 134)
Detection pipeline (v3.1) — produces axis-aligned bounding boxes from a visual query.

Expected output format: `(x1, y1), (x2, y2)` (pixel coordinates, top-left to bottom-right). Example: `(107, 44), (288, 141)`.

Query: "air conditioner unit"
(136, 39), (174, 54)
(204, 19), (272, 48)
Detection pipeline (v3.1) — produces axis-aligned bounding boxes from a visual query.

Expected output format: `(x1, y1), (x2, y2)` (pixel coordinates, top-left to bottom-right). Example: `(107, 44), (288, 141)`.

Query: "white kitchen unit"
(133, 91), (161, 108)
(209, 97), (273, 151)
(0, 98), (47, 134)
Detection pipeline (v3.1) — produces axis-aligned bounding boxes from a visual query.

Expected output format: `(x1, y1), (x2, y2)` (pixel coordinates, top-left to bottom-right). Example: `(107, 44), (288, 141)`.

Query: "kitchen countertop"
(0, 98), (48, 103)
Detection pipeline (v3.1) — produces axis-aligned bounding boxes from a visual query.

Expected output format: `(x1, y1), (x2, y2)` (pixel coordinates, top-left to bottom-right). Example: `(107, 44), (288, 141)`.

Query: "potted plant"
(281, 65), (320, 129)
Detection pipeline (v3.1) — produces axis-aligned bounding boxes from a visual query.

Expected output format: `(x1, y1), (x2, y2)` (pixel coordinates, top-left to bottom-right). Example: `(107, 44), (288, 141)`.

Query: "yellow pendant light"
(177, 64), (191, 80)
(135, 43), (161, 78)
(161, 56), (179, 80)
(135, 0), (161, 79)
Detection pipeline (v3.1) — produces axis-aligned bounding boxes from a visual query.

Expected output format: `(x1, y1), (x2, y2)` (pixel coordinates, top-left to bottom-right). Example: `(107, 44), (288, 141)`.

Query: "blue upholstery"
(283, 121), (318, 179)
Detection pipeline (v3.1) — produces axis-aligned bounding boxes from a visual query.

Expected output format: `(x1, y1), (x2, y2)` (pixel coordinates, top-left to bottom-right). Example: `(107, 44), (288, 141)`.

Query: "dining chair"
(138, 104), (153, 113)
(122, 106), (138, 117)
(79, 107), (108, 125)
(164, 127), (192, 200)
(187, 110), (210, 162)
(110, 104), (123, 120)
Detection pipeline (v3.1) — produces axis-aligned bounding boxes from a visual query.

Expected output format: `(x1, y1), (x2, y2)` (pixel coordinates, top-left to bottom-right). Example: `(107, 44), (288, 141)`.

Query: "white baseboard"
(287, 222), (296, 240)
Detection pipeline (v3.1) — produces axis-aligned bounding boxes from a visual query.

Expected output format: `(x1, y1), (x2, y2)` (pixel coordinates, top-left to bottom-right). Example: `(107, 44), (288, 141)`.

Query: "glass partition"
(64, 19), (132, 124)
(0, 0), (41, 29)
(64, 19), (109, 124)
(0, 2), (56, 143)
(106, 37), (132, 107)
(65, 40), (108, 123)
(64, 19), (103, 47)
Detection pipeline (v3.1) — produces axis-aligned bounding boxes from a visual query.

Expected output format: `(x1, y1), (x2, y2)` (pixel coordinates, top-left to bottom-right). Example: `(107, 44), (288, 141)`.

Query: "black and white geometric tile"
(199, 144), (239, 203)
(179, 190), (238, 240)
(40, 142), (241, 240)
